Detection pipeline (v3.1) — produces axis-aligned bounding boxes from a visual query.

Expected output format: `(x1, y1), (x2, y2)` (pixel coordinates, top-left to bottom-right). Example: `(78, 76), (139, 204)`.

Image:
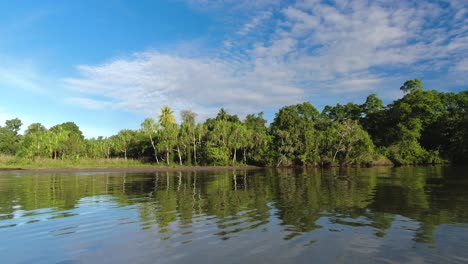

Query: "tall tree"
(180, 110), (197, 165)
(5, 118), (22, 134)
(400, 79), (423, 93)
(158, 106), (178, 165)
(49, 122), (85, 159)
(141, 118), (160, 164)
(17, 123), (47, 158)
(0, 118), (23, 155)
(244, 113), (270, 165)
(159, 106), (176, 125)
(113, 129), (135, 160)
(270, 102), (320, 166)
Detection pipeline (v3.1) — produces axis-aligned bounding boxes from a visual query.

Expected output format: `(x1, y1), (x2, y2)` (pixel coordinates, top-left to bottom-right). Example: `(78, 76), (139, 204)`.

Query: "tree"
(244, 113), (270, 165)
(181, 110), (196, 125)
(427, 91), (468, 163)
(141, 118), (160, 164)
(361, 94), (383, 115)
(5, 118), (22, 134)
(49, 122), (85, 159)
(205, 118), (231, 165)
(216, 108), (240, 122)
(179, 110), (197, 165)
(360, 94), (385, 144)
(159, 106), (176, 125)
(17, 123), (48, 158)
(86, 136), (113, 159)
(193, 123), (207, 165)
(47, 126), (69, 160)
(329, 120), (374, 165)
(113, 129), (135, 160)
(228, 122), (248, 163)
(202, 109), (242, 165)
(400, 79), (423, 93)
(25, 123), (46, 135)
(270, 102), (320, 166)
(0, 118), (23, 155)
(158, 106), (178, 165)
(322, 102), (362, 121)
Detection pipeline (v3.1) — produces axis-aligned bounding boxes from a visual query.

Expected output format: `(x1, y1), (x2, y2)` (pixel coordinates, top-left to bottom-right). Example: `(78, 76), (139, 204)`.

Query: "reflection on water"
(1, 166), (468, 263)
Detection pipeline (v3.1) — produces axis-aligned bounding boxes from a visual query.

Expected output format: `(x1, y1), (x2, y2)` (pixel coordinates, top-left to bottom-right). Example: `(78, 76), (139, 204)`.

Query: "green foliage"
(1, 79), (466, 168)
(0, 118), (23, 155)
(244, 112), (271, 165)
(205, 145), (230, 165)
(400, 79), (424, 93)
(322, 102), (362, 121)
(361, 94), (383, 115)
(140, 118), (160, 163)
(361, 80), (466, 165)
(159, 106), (176, 125)
(270, 102), (320, 166)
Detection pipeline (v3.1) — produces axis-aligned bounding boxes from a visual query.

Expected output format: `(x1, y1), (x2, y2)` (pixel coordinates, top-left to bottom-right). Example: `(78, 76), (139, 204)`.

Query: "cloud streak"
(66, 0), (468, 118)
(65, 52), (304, 119)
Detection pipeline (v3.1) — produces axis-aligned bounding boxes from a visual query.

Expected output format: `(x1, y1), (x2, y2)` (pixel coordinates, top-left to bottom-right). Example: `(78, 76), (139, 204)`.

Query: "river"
(1, 166), (467, 263)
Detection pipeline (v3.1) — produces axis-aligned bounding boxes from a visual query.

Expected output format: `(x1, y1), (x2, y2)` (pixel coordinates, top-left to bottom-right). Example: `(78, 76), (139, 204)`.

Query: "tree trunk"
(243, 149), (247, 164)
(232, 148), (237, 163)
(333, 150), (339, 163)
(166, 150), (170, 165)
(154, 149), (159, 164)
(124, 149), (127, 161)
(177, 146), (182, 165)
(276, 158), (283, 167)
(150, 136), (159, 164)
(333, 135), (345, 163)
(184, 145), (188, 165)
(193, 139), (197, 165)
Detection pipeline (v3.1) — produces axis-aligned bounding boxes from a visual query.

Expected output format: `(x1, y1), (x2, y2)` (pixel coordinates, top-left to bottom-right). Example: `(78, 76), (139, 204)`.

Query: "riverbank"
(0, 165), (263, 174)
(0, 156), (394, 174)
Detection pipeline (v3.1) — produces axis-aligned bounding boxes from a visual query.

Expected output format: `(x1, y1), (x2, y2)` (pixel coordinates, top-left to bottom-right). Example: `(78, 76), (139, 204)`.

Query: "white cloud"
(333, 77), (384, 93)
(454, 58), (468, 72)
(66, 97), (117, 110)
(67, 0), (468, 117)
(237, 11), (273, 36)
(65, 52), (304, 119)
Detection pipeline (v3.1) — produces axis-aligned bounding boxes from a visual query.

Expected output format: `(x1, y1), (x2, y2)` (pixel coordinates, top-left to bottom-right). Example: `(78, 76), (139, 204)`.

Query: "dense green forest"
(1, 80), (467, 167)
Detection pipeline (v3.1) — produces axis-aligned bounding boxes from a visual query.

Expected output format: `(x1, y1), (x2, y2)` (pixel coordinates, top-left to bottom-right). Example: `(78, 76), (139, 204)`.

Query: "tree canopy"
(1, 80), (466, 166)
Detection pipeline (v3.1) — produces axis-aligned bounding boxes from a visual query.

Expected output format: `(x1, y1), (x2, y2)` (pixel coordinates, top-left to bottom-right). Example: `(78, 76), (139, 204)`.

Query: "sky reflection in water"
(1, 166), (468, 263)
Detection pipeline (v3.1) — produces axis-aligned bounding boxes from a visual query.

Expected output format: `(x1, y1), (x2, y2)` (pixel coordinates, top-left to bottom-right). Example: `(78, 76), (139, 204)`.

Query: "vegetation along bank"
(0, 80), (466, 169)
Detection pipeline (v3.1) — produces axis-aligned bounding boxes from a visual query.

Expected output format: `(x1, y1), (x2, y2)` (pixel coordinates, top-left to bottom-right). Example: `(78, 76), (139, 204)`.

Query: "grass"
(0, 155), (257, 170)
(0, 155), (154, 169)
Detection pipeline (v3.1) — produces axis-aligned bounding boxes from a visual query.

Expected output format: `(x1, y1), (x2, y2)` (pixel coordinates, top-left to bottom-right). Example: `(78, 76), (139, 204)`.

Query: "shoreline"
(0, 165), (264, 174)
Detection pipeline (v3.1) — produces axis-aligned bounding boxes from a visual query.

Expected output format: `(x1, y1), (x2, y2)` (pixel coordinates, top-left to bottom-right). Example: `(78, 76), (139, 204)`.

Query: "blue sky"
(0, 0), (467, 138)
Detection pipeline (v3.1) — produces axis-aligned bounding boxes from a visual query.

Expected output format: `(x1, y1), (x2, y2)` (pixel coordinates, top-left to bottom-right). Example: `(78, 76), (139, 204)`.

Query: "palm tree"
(159, 106), (176, 126)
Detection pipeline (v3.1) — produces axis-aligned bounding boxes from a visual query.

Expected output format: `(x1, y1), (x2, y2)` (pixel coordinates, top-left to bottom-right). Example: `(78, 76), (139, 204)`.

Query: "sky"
(0, 0), (467, 138)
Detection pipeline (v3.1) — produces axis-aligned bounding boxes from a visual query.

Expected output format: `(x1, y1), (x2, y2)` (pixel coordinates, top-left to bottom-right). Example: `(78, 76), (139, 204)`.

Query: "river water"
(1, 166), (468, 263)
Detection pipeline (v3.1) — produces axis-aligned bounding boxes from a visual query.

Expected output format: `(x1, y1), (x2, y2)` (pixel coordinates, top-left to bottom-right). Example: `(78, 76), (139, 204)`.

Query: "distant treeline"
(1, 80), (467, 166)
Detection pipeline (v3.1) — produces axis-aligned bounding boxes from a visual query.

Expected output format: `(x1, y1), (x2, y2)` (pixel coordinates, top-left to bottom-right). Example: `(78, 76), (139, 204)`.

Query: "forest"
(0, 80), (467, 167)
